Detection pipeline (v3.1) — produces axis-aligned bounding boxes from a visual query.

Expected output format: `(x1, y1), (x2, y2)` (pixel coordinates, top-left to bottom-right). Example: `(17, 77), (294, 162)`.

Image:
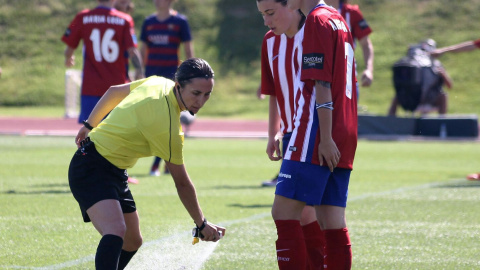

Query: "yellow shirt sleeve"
(90, 76), (184, 168)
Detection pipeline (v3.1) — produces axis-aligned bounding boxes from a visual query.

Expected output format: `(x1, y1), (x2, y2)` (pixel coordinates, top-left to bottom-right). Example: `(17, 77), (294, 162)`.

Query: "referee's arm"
(86, 84), (131, 127)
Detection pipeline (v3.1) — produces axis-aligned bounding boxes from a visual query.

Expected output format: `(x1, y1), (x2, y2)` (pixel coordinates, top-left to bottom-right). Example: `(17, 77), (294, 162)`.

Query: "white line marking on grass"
(3, 181), (461, 269)
(3, 213), (270, 270)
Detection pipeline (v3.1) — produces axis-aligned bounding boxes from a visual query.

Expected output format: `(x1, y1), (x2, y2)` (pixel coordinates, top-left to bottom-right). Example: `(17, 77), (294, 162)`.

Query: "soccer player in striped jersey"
(140, 0), (194, 177)
(326, 0), (374, 99)
(257, 0), (325, 268)
(272, 0), (358, 269)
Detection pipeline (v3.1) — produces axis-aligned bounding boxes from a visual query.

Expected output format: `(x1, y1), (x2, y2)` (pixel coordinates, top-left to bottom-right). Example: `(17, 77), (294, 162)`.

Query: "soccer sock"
(117, 249), (138, 270)
(275, 220), (307, 270)
(324, 228), (352, 270)
(151, 157), (162, 170)
(95, 234), (123, 270)
(302, 221), (325, 270)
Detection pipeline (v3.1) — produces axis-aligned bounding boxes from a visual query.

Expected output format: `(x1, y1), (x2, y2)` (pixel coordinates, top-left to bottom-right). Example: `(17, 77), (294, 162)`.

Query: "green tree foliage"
(214, 0), (264, 72)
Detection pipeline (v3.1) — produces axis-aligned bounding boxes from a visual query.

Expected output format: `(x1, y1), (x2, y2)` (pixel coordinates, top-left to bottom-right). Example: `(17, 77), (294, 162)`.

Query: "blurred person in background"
(431, 38), (480, 57)
(140, 0), (194, 177)
(62, 0), (143, 185)
(388, 39), (453, 116)
(325, 0), (374, 99)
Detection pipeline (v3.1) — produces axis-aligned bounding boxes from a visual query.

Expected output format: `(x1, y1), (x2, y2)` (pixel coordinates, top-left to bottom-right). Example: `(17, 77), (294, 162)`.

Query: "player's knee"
(130, 234), (143, 250)
(103, 222), (127, 238)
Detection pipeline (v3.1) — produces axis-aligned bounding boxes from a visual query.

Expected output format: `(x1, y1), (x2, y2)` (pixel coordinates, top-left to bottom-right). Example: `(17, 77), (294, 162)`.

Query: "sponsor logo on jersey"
(148, 35), (170, 45)
(278, 172), (292, 179)
(302, 53), (324, 70)
(277, 256), (290, 262)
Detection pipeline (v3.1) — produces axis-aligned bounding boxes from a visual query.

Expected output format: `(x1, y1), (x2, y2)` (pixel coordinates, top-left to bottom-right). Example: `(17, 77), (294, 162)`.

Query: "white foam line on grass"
(3, 213), (270, 270)
(3, 181), (460, 269)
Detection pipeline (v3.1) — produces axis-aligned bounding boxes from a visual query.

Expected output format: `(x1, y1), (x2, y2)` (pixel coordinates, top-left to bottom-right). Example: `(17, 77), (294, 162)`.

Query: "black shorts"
(68, 140), (136, 222)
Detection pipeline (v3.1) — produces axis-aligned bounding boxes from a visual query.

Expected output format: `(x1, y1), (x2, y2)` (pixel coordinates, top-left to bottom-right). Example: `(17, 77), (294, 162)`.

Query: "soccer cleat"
(466, 173), (480, 181)
(127, 177), (139, 184)
(150, 169), (160, 177)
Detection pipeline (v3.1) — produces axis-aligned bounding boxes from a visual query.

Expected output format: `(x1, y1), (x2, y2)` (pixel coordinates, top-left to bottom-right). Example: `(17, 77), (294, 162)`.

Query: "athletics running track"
(1, 116), (479, 141)
(0, 117), (269, 138)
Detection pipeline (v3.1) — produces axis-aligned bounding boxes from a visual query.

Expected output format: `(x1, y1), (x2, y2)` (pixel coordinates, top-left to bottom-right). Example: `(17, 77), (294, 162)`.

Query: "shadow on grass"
(2, 182), (71, 194)
(211, 185), (267, 190)
(435, 180), (480, 189)
(31, 183), (69, 188)
(228, 203), (272, 208)
(4, 189), (70, 194)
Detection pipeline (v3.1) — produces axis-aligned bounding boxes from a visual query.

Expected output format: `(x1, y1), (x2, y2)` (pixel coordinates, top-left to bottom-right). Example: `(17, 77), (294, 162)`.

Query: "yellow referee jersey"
(89, 76), (184, 169)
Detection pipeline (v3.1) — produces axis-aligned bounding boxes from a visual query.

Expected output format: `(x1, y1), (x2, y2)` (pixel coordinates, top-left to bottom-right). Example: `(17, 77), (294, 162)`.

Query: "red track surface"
(0, 117), (268, 138)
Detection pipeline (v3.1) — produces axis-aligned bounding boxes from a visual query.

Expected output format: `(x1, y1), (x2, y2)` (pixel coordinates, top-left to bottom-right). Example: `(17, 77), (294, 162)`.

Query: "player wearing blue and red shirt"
(274, 1), (357, 269)
(62, 0), (142, 124)
(140, 0), (194, 177)
(140, 8), (193, 79)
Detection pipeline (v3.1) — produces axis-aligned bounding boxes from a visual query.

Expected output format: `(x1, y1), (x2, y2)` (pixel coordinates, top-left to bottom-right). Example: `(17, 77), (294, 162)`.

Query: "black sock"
(95, 234), (123, 270)
(118, 249), (138, 270)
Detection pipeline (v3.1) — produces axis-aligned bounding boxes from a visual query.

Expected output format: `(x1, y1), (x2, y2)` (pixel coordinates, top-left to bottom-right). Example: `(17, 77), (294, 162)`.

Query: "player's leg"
(272, 195), (307, 270)
(388, 96), (399, 116)
(300, 206), (325, 270)
(150, 157), (162, 176)
(77, 95), (100, 124)
(436, 91), (448, 115)
(273, 159), (327, 270)
(316, 168), (352, 270)
(87, 199), (126, 270)
(118, 211), (143, 270)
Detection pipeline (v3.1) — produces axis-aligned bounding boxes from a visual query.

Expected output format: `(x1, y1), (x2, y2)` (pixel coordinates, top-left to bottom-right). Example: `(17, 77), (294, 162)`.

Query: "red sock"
(324, 228), (352, 270)
(302, 221), (325, 270)
(275, 220), (307, 270)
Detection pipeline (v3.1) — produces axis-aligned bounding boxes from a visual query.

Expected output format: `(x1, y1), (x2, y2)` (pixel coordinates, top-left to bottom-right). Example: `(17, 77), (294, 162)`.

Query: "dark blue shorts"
(78, 95), (101, 124)
(68, 140), (136, 222)
(275, 159), (351, 206)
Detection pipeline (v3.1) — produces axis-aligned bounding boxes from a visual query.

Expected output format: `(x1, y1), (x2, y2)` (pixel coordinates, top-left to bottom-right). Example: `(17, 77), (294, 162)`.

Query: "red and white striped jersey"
(260, 26), (305, 134)
(285, 4), (358, 170)
(339, 4), (372, 50)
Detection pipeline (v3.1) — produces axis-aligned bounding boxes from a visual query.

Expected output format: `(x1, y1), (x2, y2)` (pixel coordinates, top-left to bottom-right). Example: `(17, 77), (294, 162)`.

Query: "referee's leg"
(87, 199), (126, 270)
(118, 211), (143, 269)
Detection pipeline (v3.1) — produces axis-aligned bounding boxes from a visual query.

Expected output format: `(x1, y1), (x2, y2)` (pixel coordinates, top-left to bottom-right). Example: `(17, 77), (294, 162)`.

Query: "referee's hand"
(75, 126), (90, 148)
(200, 222), (226, 242)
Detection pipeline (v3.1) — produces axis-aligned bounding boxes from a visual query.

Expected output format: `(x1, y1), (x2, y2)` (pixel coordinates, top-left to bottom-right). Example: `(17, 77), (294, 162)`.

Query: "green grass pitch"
(0, 136), (479, 269)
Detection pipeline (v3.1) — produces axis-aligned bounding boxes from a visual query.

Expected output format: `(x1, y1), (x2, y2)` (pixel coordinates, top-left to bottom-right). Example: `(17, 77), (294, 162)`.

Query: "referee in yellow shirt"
(68, 58), (225, 270)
